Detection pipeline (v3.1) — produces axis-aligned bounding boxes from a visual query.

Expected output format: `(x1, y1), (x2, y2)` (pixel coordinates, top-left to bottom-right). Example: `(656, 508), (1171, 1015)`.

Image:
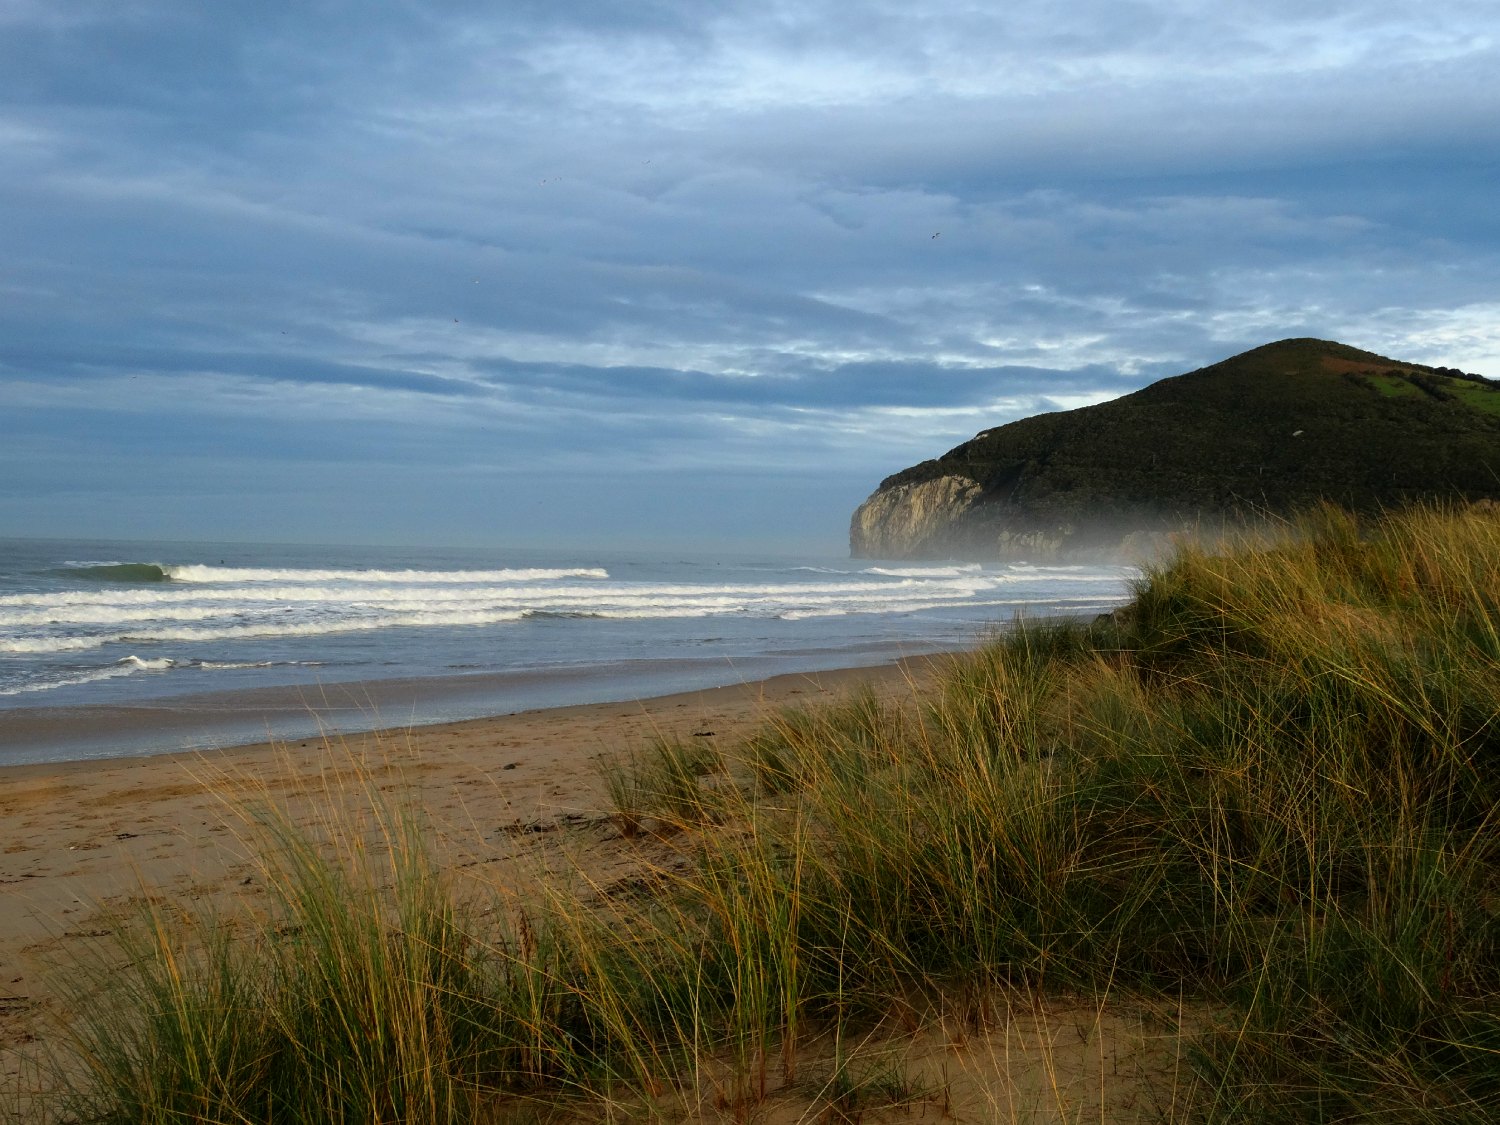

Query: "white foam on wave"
(0, 604), (242, 626)
(0, 635), (107, 654)
(162, 564), (610, 584)
(863, 564), (986, 578)
(1, 556), (1139, 681)
(2, 609), (532, 654)
(0, 568), (1068, 614)
(120, 655), (174, 671)
(195, 659), (323, 670)
(0, 654), (173, 696)
(5, 583), (1132, 654)
(0, 576), (999, 615)
(0, 666), (139, 695)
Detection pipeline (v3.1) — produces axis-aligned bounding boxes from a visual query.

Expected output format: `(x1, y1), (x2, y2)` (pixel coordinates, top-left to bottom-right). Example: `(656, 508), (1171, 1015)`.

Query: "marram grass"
(40, 504), (1500, 1122)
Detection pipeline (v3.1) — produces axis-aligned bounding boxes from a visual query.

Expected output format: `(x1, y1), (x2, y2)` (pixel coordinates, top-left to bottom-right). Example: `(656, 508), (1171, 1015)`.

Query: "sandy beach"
(0, 658), (937, 1094)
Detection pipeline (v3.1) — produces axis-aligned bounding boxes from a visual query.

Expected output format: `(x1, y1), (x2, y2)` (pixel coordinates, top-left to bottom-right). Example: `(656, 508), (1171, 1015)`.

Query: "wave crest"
(162, 564), (610, 584)
(55, 563), (171, 583)
(863, 564), (985, 578)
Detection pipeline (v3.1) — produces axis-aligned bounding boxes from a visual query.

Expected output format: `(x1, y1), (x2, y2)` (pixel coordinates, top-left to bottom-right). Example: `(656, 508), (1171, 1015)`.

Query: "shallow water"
(0, 537), (1136, 762)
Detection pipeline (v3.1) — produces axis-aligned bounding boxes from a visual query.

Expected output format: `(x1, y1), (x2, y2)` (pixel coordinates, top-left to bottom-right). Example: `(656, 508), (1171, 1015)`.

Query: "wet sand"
(0, 645), (942, 766)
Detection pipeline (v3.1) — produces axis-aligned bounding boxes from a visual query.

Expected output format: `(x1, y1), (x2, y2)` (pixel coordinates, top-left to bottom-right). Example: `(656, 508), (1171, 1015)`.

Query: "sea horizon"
(0, 534), (1137, 766)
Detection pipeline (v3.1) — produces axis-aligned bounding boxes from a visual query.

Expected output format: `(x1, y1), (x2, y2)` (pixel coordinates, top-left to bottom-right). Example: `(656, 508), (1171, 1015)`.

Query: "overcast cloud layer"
(3, 1), (1497, 549)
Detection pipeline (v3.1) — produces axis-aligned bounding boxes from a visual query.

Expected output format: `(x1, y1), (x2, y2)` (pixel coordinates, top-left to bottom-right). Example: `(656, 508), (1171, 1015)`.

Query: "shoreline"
(0, 655), (943, 782)
(0, 642), (956, 768)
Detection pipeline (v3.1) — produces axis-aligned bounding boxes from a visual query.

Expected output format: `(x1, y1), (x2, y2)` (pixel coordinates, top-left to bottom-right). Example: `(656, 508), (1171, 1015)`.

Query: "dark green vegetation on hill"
(851, 339), (1500, 558)
(44, 505), (1500, 1122)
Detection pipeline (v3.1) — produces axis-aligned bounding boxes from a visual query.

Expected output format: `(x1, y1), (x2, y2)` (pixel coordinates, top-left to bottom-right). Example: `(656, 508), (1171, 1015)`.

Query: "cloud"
(1, 1), (1497, 545)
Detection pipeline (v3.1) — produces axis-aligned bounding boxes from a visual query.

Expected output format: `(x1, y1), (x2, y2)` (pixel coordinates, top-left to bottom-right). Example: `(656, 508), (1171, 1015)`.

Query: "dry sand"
(0, 656), (1193, 1121)
(0, 663), (931, 1081)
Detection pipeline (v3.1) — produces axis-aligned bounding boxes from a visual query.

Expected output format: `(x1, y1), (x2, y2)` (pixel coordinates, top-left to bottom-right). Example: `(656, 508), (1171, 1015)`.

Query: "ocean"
(0, 537), (1137, 764)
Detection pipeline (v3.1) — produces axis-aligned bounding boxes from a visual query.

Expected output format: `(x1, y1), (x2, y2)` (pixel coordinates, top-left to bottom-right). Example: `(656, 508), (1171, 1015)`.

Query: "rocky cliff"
(851, 338), (1500, 560)
(848, 475), (982, 558)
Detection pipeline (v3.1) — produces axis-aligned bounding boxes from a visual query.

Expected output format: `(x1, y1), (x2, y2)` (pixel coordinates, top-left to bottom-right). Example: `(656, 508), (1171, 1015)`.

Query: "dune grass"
(38, 504), (1500, 1121)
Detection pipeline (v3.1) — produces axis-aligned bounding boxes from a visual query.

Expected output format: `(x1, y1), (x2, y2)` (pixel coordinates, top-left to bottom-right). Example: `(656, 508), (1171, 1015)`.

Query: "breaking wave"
(0, 610), (532, 654)
(46, 562), (612, 585)
(54, 563), (171, 583)
(0, 654), (173, 696)
(161, 564), (610, 584)
(2, 551), (1137, 701)
(863, 564), (985, 578)
(0, 655), (325, 696)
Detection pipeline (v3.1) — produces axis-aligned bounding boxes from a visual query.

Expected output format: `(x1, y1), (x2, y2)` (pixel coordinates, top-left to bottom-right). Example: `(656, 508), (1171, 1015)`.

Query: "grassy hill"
(855, 339), (1500, 557)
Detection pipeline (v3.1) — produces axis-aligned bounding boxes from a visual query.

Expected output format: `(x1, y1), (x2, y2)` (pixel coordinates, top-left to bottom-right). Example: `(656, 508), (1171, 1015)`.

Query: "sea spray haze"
(0, 537), (1134, 762)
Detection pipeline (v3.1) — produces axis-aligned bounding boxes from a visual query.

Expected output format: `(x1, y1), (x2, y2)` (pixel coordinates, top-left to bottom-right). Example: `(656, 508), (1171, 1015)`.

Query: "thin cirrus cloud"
(1, 1), (1497, 547)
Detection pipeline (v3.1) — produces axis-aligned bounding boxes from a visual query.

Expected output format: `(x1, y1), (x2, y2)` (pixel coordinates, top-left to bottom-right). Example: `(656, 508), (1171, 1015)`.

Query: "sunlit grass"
(38, 503), (1500, 1121)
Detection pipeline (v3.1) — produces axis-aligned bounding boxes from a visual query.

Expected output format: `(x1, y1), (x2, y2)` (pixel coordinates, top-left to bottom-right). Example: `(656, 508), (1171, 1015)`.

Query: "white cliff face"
(849, 475), (982, 558)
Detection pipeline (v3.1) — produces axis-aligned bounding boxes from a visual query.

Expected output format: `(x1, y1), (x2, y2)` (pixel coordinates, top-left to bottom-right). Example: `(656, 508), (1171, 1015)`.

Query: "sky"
(2, 1), (1497, 553)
